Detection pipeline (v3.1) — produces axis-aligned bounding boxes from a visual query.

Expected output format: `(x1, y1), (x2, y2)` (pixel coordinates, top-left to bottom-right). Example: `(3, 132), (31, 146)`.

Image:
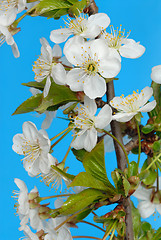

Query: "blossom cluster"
(7, 5), (161, 240)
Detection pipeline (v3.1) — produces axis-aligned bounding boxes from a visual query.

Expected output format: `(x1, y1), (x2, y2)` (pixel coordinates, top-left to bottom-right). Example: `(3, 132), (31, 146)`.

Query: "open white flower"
(110, 87), (156, 122)
(0, 0), (26, 26)
(13, 178), (40, 227)
(101, 25), (145, 61)
(44, 217), (73, 240)
(0, 25), (19, 57)
(64, 39), (121, 99)
(71, 96), (112, 152)
(50, 12), (110, 44)
(151, 65), (161, 84)
(12, 121), (52, 176)
(33, 38), (66, 97)
(133, 177), (161, 218)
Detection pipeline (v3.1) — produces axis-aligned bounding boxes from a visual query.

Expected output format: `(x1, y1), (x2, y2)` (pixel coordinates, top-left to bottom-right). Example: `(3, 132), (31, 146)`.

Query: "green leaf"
(71, 148), (87, 162)
(141, 124), (154, 134)
(69, 172), (114, 193)
(35, 79), (79, 113)
(141, 159), (157, 186)
(83, 140), (116, 192)
(34, 0), (72, 16)
(75, 208), (92, 221)
(22, 80), (45, 90)
(59, 188), (106, 215)
(127, 161), (138, 178)
(153, 141), (161, 152)
(122, 176), (131, 197)
(42, 8), (69, 19)
(69, 0), (87, 16)
(12, 93), (42, 115)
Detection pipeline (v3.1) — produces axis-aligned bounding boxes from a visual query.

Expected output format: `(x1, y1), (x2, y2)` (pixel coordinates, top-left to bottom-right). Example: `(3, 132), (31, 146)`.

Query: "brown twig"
(106, 81), (134, 240)
(124, 135), (139, 154)
(84, 0), (98, 16)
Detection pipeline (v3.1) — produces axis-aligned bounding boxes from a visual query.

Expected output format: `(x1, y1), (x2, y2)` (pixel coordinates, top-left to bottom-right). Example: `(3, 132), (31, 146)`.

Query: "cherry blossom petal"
(66, 68), (85, 91)
(19, 225), (39, 240)
(84, 74), (106, 99)
(119, 41), (145, 58)
(84, 96), (97, 116)
(88, 13), (110, 32)
(22, 121), (38, 140)
(11, 42), (20, 58)
(14, 178), (28, 192)
(95, 104), (112, 129)
(71, 132), (86, 150)
(133, 185), (152, 200)
(138, 86), (153, 106)
(50, 28), (72, 44)
(84, 128), (97, 152)
(29, 208), (44, 230)
(52, 44), (62, 58)
(0, 8), (17, 26)
(139, 100), (156, 112)
(151, 65), (161, 84)
(43, 76), (51, 97)
(138, 201), (155, 218)
(90, 39), (110, 60)
(98, 57), (121, 78)
(112, 112), (136, 122)
(51, 63), (66, 85)
(41, 111), (56, 129)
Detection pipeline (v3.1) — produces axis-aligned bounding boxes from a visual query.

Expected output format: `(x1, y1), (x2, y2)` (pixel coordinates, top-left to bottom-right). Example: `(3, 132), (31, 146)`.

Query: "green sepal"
(51, 165), (75, 181)
(152, 227), (161, 240)
(126, 161), (138, 178)
(111, 170), (130, 197)
(135, 112), (142, 122)
(12, 93), (42, 115)
(141, 124), (154, 134)
(59, 188), (106, 215)
(141, 159), (157, 186)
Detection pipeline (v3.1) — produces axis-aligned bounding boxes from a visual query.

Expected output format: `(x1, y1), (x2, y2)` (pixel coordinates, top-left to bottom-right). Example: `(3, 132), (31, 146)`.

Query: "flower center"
(103, 25), (131, 50)
(73, 105), (95, 131)
(63, 13), (88, 35)
(83, 59), (99, 76)
(22, 139), (41, 164)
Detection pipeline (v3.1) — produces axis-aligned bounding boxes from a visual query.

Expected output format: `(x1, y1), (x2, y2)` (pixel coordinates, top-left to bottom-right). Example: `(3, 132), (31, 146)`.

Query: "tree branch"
(124, 136), (139, 155)
(106, 81), (134, 240)
(84, 0), (98, 15)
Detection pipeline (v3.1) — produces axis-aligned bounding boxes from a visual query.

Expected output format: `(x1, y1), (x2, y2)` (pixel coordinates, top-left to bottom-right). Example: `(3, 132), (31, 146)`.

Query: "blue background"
(1, 0), (161, 239)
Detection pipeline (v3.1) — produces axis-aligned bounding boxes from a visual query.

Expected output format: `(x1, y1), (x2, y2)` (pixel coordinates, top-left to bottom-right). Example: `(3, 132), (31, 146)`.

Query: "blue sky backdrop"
(1, 0), (161, 239)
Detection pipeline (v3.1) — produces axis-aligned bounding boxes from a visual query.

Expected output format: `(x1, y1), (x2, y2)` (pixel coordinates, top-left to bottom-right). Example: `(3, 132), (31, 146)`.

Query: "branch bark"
(106, 81), (134, 240)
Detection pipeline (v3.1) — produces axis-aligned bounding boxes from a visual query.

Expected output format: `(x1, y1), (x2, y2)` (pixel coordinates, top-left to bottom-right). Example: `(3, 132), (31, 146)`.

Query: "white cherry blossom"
(71, 96), (112, 152)
(0, 0), (26, 26)
(151, 65), (161, 84)
(0, 25), (19, 57)
(64, 39), (121, 99)
(133, 177), (161, 218)
(110, 86), (156, 122)
(33, 38), (66, 97)
(101, 25), (145, 61)
(50, 12), (110, 44)
(12, 121), (52, 176)
(13, 178), (41, 227)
